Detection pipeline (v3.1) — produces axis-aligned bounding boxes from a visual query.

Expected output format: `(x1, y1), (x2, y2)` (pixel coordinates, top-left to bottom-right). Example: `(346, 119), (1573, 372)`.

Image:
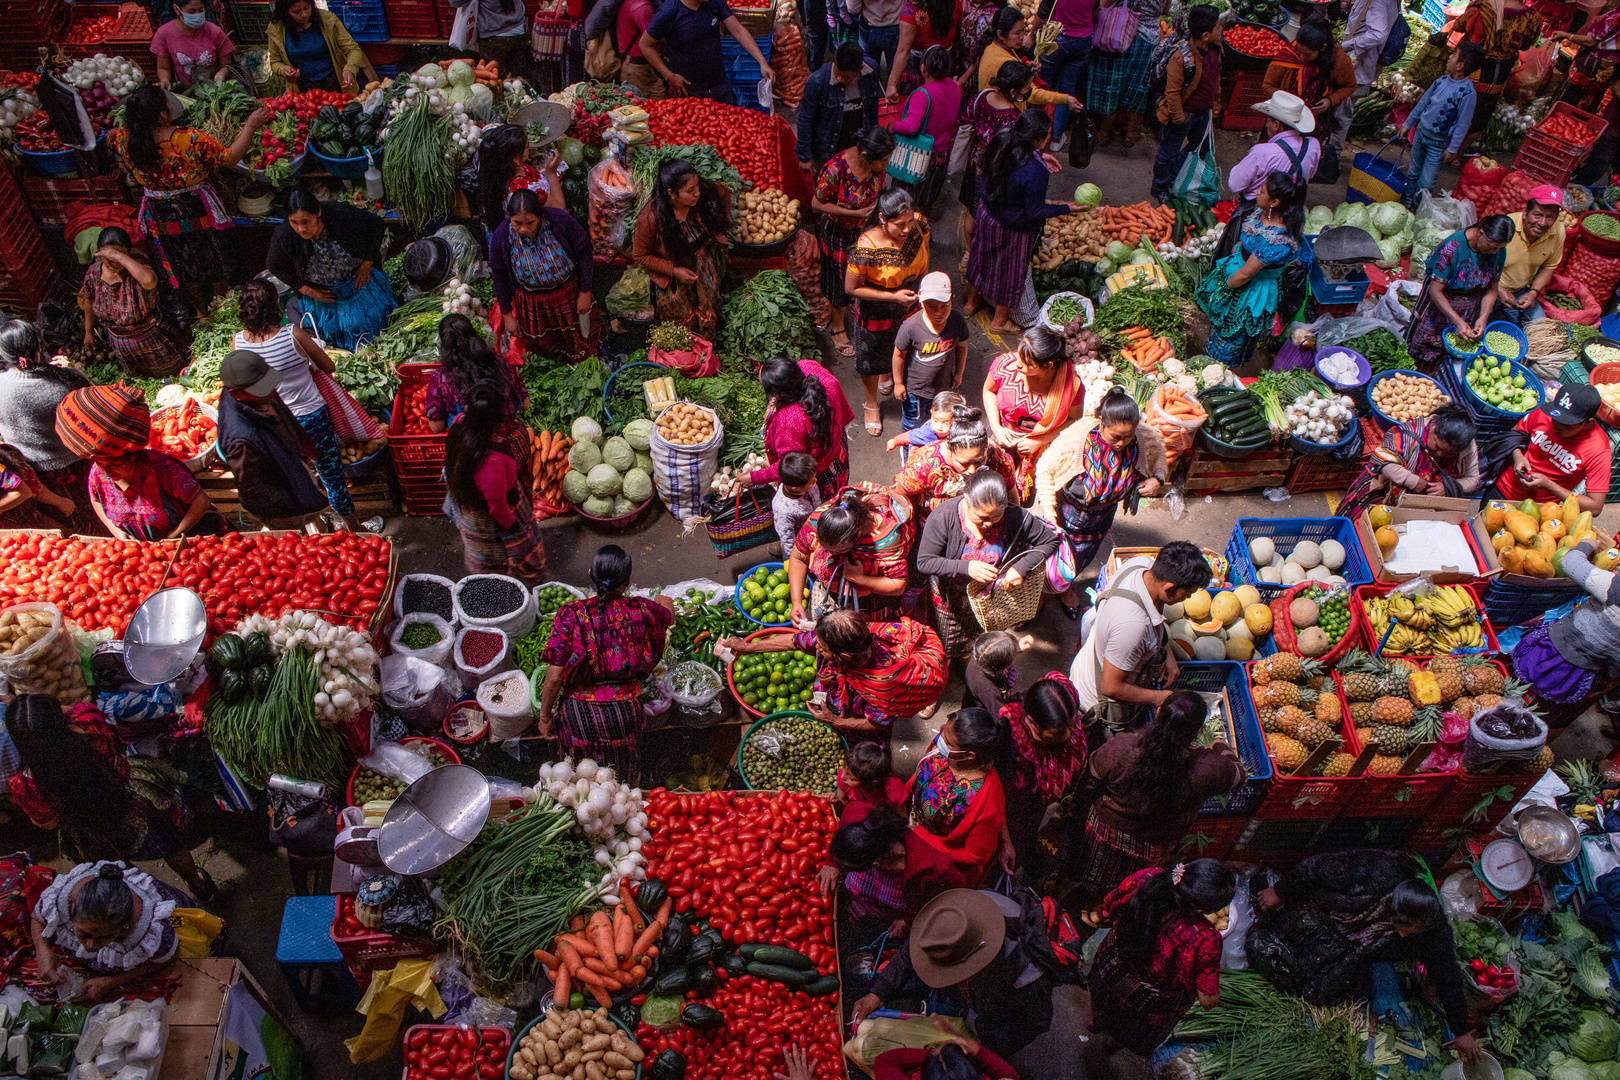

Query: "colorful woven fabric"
(54, 384), (150, 459)
(557, 696), (646, 786)
(818, 617), (949, 724)
(543, 596), (675, 703)
(512, 279), (595, 360)
(1002, 674), (1086, 803)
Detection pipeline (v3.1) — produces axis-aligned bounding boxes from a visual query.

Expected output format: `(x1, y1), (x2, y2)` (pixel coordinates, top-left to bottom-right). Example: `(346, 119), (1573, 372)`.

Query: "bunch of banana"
(1425, 585), (1482, 629)
(1387, 594), (1433, 630)
(1363, 587), (1487, 654)
(1430, 622), (1484, 651)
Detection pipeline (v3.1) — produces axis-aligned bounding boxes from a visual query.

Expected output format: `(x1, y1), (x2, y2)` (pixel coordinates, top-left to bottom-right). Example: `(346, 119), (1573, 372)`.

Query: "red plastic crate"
(1515, 102), (1607, 185)
(1227, 816), (1327, 865)
(330, 894), (436, 988)
(1354, 583), (1498, 659)
(1283, 419), (1377, 492)
(1268, 582), (1366, 666)
(1247, 661), (1362, 821)
(22, 173), (126, 228)
(1334, 670), (1456, 817)
(1221, 70), (1270, 132)
(433, 0), (454, 37)
(385, 0), (441, 36)
(387, 363), (447, 511)
(1181, 814), (1250, 860)
(1439, 766), (1543, 834)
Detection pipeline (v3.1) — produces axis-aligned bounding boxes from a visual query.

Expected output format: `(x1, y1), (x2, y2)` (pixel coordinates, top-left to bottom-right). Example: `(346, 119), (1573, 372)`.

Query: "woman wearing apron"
(110, 86), (269, 316)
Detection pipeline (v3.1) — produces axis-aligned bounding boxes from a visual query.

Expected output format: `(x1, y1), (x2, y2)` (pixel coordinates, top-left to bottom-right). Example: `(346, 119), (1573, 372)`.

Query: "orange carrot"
(584, 955), (613, 975)
(588, 983), (613, 1007)
(625, 963), (646, 982)
(557, 938), (588, 974)
(655, 897), (673, 924)
(623, 889), (646, 936)
(559, 932), (597, 957)
(588, 910), (617, 962)
(613, 905), (633, 962)
(554, 965), (571, 1003)
(571, 916), (586, 931)
(632, 919), (662, 959)
(535, 948), (560, 969)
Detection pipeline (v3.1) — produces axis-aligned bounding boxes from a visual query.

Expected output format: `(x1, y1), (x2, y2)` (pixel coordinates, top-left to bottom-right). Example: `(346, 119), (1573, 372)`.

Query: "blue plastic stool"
(276, 895), (362, 1011)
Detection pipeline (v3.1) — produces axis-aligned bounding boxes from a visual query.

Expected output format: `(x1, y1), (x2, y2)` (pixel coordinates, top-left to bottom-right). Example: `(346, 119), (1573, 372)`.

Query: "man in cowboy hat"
(1226, 90), (1321, 202)
(847, 889), (1068, 1058)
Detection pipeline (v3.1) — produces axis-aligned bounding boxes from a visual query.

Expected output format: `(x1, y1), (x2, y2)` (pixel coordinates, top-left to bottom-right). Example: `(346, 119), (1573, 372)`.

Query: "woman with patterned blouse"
(31, 862), (186, 1003)
(907, 706), (1008, 886)
(1195, 170), (1307, 367)
(79, 228), (188, 378)
(1452, 0), (1542, 140)
(893, 404), (1018, 532)
(489, 188), (596, 361)
(1404, 215), (1516, 369)
(996, 674), (1085, 876)
(1081, 861), (1234, 1070)
(537, 546), (675, 785)
(848, 189), (931, 436)
(981, 325), (1084, 503)
(632, 159), (733, 339)
(111, 86), (268, 314)
(1551, 5), (1620, 113)
(814, 127), (894, 362)
(887, 0), (960, 99)
(789, 485), (916, 623)
(959, 61), (1038, 258)
(266, 190), (396, 352)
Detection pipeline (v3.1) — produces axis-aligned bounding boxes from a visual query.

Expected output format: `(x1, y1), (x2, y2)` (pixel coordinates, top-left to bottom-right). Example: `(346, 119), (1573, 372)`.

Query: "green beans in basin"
(741, 714), (841, 791)
(1484, 330), (1522, 360)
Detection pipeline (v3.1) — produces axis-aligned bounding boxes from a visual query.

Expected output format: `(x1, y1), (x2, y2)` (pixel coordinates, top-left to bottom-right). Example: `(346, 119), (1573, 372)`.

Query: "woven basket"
(966, 570), (1046, 631)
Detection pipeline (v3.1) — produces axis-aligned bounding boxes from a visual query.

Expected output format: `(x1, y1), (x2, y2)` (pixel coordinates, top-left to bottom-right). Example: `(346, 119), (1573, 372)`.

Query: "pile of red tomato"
(1, 72), (38, 90)
(637, 790), (842, 1080)
(400, 383), (433, 434)
(169, 531), (393, 636)
(148, 399), (216, 461)
(644, 99), (784, 189)
(402, 1026), (509, 1080)
(1225, 24), (1289, 57)
(16, 114), (80, 153)
(63, 12), (119, 43)
(1538, 110), (1599, 146)
(261, 89), (354, 120)
(0, 535), (176, 635)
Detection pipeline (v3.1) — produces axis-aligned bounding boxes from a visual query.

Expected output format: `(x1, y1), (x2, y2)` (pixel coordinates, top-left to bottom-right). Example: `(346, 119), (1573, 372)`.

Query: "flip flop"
(865, 406), (883, 436)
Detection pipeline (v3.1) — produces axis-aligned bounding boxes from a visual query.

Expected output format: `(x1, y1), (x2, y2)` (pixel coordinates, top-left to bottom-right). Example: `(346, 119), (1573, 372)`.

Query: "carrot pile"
(1094, 203), (1176, 245)
(1147, 383), (1207, 468)
(532, 430), (576, 510)
(769, 22), (811, 106)
(1119, 326), (1176, 373)
(536, 891), (671, 1007)
(474, 59), (502, 87)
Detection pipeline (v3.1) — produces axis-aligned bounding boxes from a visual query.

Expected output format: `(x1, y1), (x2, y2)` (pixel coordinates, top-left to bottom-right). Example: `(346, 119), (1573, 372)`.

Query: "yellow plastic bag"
(169, 908), (224, 957)
(841, 1016), (971, 1077)
(344, 959), (446, 1064)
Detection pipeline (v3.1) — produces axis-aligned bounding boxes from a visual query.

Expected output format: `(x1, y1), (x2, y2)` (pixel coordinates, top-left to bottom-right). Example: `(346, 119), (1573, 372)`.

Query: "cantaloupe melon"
(1210, 591), (1243, 626)
(1281, 563), (1307, 586)
(1290, 540), (1322, 569)
(1320, 539), (1345, 570)
(1163, 602), (1185, 622)
(1193, 636), (1227, 660)
(1224, 637), (1255, 661)
(1259, 565), (1282, 584)
(1249, 537), (1276, 565)
(1183, 589), (1213, 621)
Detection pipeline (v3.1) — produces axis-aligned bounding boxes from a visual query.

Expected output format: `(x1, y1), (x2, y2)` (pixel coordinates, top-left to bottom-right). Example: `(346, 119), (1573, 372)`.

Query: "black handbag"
(267, 789), (338, 859)
(1068, 103), (1096, 170)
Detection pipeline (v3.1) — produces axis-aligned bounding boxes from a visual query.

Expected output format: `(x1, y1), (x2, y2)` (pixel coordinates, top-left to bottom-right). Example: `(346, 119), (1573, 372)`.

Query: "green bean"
(382, 100), (455, 229)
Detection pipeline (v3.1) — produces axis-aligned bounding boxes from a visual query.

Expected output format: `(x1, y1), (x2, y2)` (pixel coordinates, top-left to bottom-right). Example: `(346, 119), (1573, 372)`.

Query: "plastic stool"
(276, 895), (362, 1010)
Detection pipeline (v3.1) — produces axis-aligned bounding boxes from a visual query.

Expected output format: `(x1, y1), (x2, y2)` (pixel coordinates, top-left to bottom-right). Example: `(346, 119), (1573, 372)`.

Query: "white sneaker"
(1052, 132), (1068, 154)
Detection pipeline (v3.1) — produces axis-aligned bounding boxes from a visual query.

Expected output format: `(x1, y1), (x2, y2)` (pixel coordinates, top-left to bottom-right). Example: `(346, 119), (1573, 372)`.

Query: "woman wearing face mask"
(78, 227), (189, 377)
(266, 0), (376, 92)
(489, 188), (596, 360)
(821, 803), (966, 939)
(894, 405), (1018, 533)
(152, 0), (235, 90)
(1034, 386), (1168, 618)
(30, 862), (186, 1004)
(266, 190), (395, 351)
(787, 485), (915, 623)
(111, 85), (269, 314)
(909, 707), (1009, 886)
(995, 674), (1085, 877)
(915, 468), (1060, 658)
(633, 159), (733, 338)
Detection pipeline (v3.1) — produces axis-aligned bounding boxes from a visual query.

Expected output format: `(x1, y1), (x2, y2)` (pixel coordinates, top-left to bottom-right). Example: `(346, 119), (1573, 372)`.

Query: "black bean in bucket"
(403, 578), (453, 621)
(460, 577), (525, 619)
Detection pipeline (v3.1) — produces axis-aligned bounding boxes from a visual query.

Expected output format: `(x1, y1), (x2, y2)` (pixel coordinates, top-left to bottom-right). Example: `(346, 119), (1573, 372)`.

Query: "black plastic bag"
(268, 788), (338, 858)
(379, 876), (437, 939)
(1068, 105), (1095, 171)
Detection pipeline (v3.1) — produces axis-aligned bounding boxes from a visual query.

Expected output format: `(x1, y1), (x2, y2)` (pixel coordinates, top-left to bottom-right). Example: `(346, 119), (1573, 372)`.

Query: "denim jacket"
(796, 60), (882, 168)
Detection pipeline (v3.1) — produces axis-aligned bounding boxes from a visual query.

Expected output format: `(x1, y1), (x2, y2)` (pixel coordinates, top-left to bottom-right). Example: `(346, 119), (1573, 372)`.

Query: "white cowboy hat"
(1251, 90), (1316, 134)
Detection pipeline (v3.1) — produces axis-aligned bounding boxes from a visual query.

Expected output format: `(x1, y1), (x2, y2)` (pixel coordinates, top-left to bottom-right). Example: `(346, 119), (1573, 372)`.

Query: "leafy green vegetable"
(188, 292), (244, 386)
(1342, 328), (1414, 375)
(1571, 1011), (1620, 1063)
(518, 356), (611, 434)
(381, 98), (456, 229)
(1092, 284), (1187, 351)
(332, 348), (400, 416)
(84, 363), (165, 404)
(716, 271), (819, 363)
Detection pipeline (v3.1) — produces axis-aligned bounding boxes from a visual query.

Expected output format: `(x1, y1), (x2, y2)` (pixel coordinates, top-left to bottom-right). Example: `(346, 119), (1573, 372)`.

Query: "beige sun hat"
(1252, 91), (1316, 134)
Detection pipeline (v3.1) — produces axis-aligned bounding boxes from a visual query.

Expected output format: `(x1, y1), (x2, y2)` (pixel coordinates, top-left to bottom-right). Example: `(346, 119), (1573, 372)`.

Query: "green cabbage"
(1340, 203), (1373, 234)
(562, 470), (591, 504)
(446, 59), (475, 87)
(1376, 237), (1403, 269)
(569, 439), (602, 473)
(1105, 240), (1134, 263)
(633, 450), (653, 474)
(571, 415), (603, 443)
(1551, 1057), (1599, 1080)
(586, 463), (623, 497)
(1573, 1012), (1620, 1063)
(1505, 1070), (1538, 1080)
(612, 496), (638, 516)
(1094, 258), (1115, 276)
(622, 467), (653, 503)
(467, 82), (494, 120)
(1332, 202), (1357, 226)
(1370, 201), (1410, 238)
(1074, 183), (1102, 208)
(602, 435), (636, 471)
(582, 495), (615, 517)
(1589, 1062), (1620, 1080)
(1306, 206), (1335, 233)
(623, 418), (655, 451)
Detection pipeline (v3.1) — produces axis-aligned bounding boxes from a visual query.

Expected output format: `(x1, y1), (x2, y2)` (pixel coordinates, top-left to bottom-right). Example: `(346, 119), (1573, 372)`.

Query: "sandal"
(831, 334), (855, 359)
(917, 701), (941, 720)
(878, 379), (894, 397)
(865, 405), (883, 437)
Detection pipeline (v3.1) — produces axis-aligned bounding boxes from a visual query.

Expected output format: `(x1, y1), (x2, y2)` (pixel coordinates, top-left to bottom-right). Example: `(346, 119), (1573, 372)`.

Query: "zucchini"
(805, 975), (840, 997)
(746, 962), (811, 986)
(748, 945), (814, 970)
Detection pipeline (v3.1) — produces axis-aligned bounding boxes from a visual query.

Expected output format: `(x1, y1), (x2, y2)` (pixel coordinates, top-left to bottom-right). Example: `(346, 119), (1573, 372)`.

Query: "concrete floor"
(6, 122), (1614, 1080)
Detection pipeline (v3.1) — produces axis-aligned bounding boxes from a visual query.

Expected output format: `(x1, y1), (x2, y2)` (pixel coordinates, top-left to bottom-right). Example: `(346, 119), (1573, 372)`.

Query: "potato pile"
(1371, 373), (1449, 422)
(0, 606), (89, 703)
(339, 436), (388, 465)
(1036, 210), (1107, 269)
(509, 1008), (644, 1080)
(737, 188), (800, 245)
(656, 402), (716, 446)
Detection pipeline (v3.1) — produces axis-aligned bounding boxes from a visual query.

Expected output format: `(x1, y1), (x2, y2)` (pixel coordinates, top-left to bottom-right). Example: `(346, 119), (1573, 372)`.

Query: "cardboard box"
(1354, 495), (1494, 584)
(1468, 505), (1587, 591)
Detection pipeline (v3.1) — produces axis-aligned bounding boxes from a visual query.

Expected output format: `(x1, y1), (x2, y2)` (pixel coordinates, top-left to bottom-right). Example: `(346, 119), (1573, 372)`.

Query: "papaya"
(1562, 495), (1581, 528)
(1553, 547), (1569, 577)
(1533, 531), (1557, 559)
(1484, 502), (1507, 532)
(1560, 533), (1581, 551)
(1504, 509), (1540, 545)
(1542, 518), (1567, 541)
(1492, 530), (1516, 553)
(1520, 499), (1540, 517)
(1500, 547), (1525, 574)
(1521, 550), (1554, 578)
(1597, 548), (1620, 571)
(1540, 501), (1563, 523)
(1572, 510), (1593, 540)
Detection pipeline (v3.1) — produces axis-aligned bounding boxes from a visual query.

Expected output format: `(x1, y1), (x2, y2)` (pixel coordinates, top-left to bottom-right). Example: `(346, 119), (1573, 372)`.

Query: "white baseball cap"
(918, 272), (953, 303)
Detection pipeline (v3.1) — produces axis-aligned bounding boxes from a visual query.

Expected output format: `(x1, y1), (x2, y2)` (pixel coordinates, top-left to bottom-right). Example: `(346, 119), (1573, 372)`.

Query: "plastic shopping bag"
(1172, 118), (1219, 207)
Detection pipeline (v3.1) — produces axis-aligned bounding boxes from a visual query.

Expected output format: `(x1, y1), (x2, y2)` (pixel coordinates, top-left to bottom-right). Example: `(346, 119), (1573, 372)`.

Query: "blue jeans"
(900, 392), (927, 432)
(1041, 35), (1091, 138)
(1495, 287), (1546, 328)
(860, 21), (900, 76)
(1151, 107), (1209, 198)
(1403, 126), (1449, 209)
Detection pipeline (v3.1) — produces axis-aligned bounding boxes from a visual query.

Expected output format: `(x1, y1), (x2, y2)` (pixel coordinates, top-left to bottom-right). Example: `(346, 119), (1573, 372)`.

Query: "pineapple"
(1320, 752), (1356, 777)
(1356, 726), (1372, 747)
(1343, 671), (1382, 702)
(1464, 664), (1505, 697)
(1377, 667), (1413, 699)
(1409, 705), (1442, 745)
(1258, 682), (1318, 710)
(1368, 755), (1405, 776)
(1449, 696), (1475, 721)
(1259, 654), (1302, 683)
(1368, 723), (1411, 755)
(1427, 655), (1465, 681)
(1296, 717), (1337, 748)
(1526, 745), (1555, 772)
(1372, 696), (1414, 725)
(1315, 693), (1342, 724)
(1250, 662), (1271, 687)
(1407, 671), (1443, 707)
(1271, 705), (1309, 737)
(1473, 693), (1504, 712)
(1257, 706), (1277, 729)
(1266, 733), (1309, 772)
(1349, 701), (1374, 727)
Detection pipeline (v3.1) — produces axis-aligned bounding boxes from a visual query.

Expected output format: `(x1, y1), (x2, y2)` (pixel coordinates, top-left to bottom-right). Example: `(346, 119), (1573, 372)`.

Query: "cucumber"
(748, 945), (815, 970)
(747, 962), (811, 986)
(805, 976), (840, 997)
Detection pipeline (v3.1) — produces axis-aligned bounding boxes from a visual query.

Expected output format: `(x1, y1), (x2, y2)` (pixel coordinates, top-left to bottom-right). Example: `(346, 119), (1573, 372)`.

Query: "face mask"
(181, 11), (206, 27)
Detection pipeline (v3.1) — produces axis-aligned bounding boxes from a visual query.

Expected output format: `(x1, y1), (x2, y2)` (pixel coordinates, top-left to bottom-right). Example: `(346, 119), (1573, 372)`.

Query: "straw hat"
(1252, 91), (1316, 134)
(908, 889), (1007, 987)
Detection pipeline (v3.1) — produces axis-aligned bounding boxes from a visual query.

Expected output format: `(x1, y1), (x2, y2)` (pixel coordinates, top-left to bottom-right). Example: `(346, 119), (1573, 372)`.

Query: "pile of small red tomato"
(251, 91), (352, 168)
(15, 114), (84, 153)
(399, 383), (434, 434)
(1, 72), (38, 90)
(167, 531), (393, 636)
(148, 398), (216, 462)
(0, 535), (176, 635)
(63, 11), (119, 44)
(1538, 110), (1599, 147)
(635, 791), (841, 1080)
(261, 89), (355, 120)
(1225, 24), (1288, 57)
(1468, 957), (1517, 991)
(644, 99), (783, 189)
(402, 1025), (509, 1080)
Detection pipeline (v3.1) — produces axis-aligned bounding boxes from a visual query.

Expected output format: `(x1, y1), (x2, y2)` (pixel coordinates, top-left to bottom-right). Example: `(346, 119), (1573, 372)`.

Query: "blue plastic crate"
(1225, 517), (1374, 600)
(720, 33), (773, 112)
(1432, 359), (1523, 439)
(1421, 0), (1446, 27)
(1175, 661), (1272, 819)
(1309, 261), (1371, 307)
(373, 62), (398, 79)
(329, 0), (388, 41)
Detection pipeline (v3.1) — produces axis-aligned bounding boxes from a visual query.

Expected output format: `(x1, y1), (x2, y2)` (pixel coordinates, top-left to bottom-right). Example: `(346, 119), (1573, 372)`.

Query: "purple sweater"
(892, 78), (962, 145)
(489, 210), (594, 309)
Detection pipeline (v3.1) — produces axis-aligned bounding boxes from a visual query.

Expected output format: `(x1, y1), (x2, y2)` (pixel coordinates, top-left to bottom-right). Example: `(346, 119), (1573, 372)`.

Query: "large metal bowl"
(1516, 805), (1580, 864)
(378, 764), (490, 876)
(511, 101), (574, 150)
(123, 587), (207, 685)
